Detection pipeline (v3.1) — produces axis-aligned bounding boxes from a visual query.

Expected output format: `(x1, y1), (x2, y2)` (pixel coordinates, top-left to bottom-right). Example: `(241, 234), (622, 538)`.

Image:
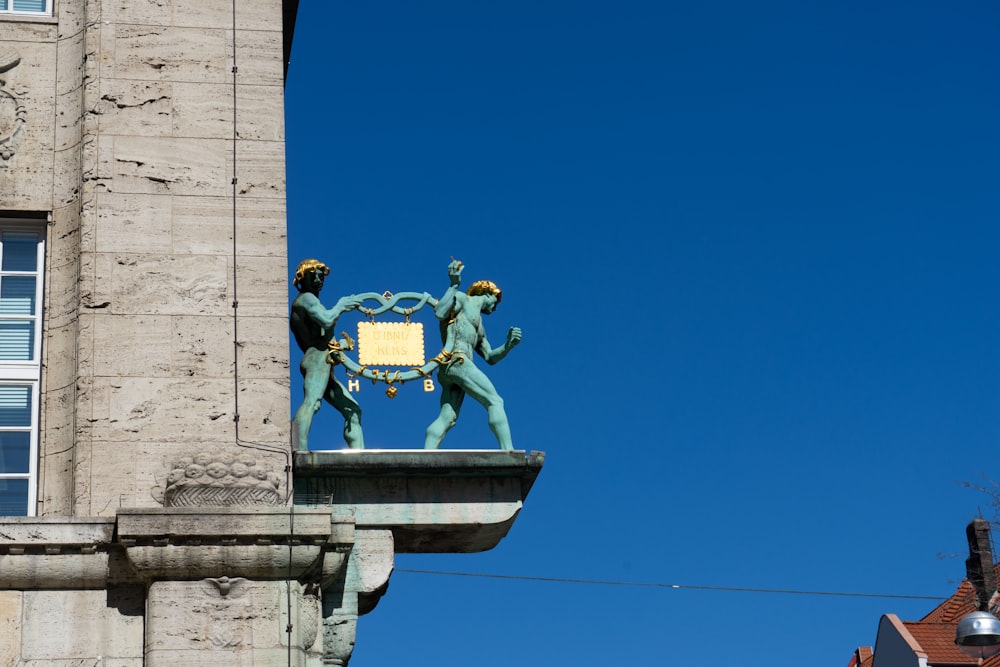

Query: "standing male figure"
(290, 259), (364, 450)
(424, 259), (522, 450)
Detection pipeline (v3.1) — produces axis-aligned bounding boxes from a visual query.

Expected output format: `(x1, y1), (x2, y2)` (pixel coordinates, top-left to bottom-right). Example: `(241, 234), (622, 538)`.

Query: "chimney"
(965, 518), (997, 612)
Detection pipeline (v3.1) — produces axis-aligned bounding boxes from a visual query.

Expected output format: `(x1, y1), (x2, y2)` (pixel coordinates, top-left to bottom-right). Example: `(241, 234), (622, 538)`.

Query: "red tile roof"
(921, 579), (977, 624)
(846, 646), (874, 667)
(903, 621), (979, 665)
(884, 566), (1000, 667)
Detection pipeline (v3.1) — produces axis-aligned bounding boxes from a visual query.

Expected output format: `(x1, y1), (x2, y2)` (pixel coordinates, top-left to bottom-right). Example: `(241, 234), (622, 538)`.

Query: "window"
(0, 224), (43, 516)
(0, 0), (51, 16)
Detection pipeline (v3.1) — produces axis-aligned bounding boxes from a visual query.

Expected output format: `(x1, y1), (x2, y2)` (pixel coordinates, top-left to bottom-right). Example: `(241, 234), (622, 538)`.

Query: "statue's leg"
(455, 366), (513, 450)
(293, 356), (328, 451)
(424, 381), (464, 449)
(327, 379), (364, 450)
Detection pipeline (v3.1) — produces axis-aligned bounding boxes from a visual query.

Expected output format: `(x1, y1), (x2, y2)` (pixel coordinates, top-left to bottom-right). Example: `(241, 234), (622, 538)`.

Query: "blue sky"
(284, 2), (1000, 665)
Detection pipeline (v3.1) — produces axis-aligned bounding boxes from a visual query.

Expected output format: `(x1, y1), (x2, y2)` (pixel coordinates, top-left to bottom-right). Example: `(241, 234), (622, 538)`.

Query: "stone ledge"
(117, 507), (347, 542)
(293, 449), (544, 553)
(0, 518), (116, 589)
(117, 507), (354, 581)
(0, 517), (116, 545)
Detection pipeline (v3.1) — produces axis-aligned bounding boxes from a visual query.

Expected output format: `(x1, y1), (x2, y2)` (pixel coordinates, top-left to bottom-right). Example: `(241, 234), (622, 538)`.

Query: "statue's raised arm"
(424, 259), (522, 451)
(433, 259), (464, 321)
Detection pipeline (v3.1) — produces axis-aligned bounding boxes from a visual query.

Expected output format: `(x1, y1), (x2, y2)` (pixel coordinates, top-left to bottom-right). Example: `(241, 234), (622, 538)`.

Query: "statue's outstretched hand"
(506, 326), (522, 349)
(448, 259), (464, 286)
(335, 295), (362, 312)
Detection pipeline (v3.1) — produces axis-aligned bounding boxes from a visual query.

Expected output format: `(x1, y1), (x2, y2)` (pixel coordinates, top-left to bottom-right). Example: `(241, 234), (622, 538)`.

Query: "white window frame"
(0, 0), (52, 16)
(0, 220), (44, 517)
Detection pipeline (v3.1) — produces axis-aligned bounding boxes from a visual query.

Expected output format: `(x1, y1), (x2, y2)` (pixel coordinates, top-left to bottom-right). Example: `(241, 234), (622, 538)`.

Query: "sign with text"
(357, 322), (425, 367)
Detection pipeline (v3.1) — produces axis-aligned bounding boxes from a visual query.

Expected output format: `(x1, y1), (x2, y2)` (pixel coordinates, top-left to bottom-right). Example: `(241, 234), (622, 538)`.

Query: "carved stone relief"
(0, 47), (25, 165)
(200, 577), (251, 649)
(153, 447), (285, 506)
(322, 615), (357, 667)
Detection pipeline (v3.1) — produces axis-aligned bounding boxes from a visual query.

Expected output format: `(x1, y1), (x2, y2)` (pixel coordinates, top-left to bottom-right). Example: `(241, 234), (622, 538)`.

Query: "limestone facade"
(0, 2), (544, 664)
(1, 0), (295, 663)
(0, 0), (290, 520)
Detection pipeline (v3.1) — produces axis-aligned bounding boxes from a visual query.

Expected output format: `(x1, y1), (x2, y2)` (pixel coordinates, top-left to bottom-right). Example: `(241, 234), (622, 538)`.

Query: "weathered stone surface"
(97, 79), (173, 137)
(0, 517), (115, 588)
(92, 314), (174, 377)
(232, 377), (291, 444)
(108, 254), (229, 316)
(0, 517), (114, 545)
(89, 314), (287, 381)
(0, 21), (56, 44)
(37, 376), (75, 516)
(232, 316), (291, 379)
(105, 1), (171, 27)
(230, 254), (288, 318)
(0, 591), (22, 667)
(233, 85), (285, 141)
(95, 192), (173, 253)
(349, 530), (394, 593)
(0, 552), (111, 589)
(169, 314), (235, 377)
(228, 139), (285, 199)
(110, 136), (229, 196)
(173, 0), (282, 31)
(170, 82), (231, 139)
(118, 507), (341, 542)
(21, 590), (143, 661)
(103, 377), (235, 442)
(234, 29), (284, 86)
(173, 196), (287, 257)
(112, 25), (229, 83)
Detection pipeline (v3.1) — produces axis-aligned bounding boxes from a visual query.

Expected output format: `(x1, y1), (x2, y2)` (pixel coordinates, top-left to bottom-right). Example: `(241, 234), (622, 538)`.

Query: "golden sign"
(357, 322), (425, 367)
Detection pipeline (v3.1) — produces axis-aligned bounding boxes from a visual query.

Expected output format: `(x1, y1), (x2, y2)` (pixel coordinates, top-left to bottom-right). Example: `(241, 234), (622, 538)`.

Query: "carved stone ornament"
(199, 577), (251, 649)
(322, 615), (357, 667)
(0, 47), (25, 165)
(157, 448), (284, 507)
(301, 587), (321, 650)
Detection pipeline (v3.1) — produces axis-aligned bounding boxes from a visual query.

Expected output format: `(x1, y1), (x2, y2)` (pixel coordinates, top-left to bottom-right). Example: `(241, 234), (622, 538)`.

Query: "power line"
(395, 569), (948, 601)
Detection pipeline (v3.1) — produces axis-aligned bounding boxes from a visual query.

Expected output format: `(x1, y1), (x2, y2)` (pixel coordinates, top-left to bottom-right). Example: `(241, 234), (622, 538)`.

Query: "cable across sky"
(395, 569), (948, 601)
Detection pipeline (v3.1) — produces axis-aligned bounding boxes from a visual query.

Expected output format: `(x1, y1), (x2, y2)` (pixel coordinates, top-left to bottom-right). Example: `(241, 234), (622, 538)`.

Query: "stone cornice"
(118, 507), (353, 582)
(0, 517), (116, 589)
(0, 509), (354, 589)
(293, 449), (545, 553)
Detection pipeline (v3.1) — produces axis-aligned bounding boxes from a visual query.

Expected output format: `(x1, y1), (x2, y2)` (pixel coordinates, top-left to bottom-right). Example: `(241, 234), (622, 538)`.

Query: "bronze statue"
(424, 260), (522, 450)
(290, 259), (364, 450)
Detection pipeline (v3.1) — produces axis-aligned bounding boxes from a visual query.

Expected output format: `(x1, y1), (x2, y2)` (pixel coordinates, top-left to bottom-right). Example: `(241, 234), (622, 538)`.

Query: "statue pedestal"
(293, 449), (544, 552)
(293, 449), (544, 664)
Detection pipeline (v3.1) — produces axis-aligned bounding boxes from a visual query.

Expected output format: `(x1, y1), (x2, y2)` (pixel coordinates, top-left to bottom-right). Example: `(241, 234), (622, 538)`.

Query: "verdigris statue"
(424, 259), (522, 450)
(290, 259), (364, 450)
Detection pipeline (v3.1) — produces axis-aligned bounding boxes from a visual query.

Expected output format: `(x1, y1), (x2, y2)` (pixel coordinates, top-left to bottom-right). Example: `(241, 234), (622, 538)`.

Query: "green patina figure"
(290, 259), (364, 450)
(424, 259), (522, 450)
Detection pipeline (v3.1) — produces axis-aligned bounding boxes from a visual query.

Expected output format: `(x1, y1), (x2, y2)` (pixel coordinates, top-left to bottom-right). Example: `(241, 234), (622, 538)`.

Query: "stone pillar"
(320, 529), (394, 666)
(294, 450), (545, 665)
(144, 579), (321, 666)
(118, 507), (353, 667)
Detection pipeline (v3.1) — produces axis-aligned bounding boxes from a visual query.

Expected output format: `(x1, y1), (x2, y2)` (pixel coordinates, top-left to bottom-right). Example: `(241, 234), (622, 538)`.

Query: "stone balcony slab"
(293, 450), (544, 553)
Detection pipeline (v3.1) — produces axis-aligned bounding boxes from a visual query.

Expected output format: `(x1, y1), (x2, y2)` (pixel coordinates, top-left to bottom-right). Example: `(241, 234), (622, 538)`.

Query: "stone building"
(0, 1), (541, 664)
